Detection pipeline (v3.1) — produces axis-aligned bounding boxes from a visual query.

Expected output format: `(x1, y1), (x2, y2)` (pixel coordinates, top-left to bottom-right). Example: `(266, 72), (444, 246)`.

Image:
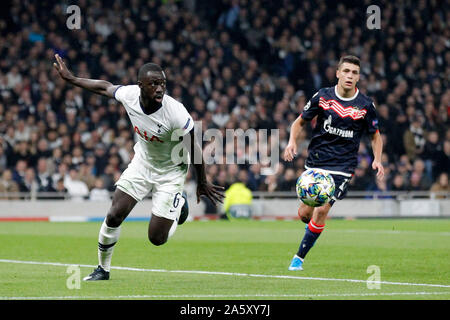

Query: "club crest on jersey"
(323, 115), (354, 138)
(350, 108), (360, 118)
(134, 126), (164, 143)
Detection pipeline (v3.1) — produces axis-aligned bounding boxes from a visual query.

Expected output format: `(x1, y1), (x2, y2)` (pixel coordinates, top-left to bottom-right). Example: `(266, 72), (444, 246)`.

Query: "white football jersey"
(114, 85), (194, 173)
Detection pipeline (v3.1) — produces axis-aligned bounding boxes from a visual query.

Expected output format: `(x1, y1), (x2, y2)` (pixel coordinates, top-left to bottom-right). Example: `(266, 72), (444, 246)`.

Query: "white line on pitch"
(0, 258), (449, 289)
(334, 229), (450, 236)
(0, 292), (449, 300)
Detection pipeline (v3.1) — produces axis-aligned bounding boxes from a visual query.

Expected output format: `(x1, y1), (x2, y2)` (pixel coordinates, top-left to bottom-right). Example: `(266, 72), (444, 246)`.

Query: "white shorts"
(115, 156), (188, 221)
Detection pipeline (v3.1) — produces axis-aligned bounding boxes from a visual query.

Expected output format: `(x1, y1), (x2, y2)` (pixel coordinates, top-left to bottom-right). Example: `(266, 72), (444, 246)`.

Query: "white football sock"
(168, 196), (185, 239)
(168, 219), (178, 238)
(97, 219), (121, 272)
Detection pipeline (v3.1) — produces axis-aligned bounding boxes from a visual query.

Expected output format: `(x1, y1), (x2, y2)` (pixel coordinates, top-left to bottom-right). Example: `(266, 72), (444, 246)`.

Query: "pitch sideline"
(1, 291), (450, 300)
(0, 258), (449, 289)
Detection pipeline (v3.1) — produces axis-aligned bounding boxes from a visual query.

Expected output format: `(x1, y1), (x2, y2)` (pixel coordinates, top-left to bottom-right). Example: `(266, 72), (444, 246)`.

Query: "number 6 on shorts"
(173, 192), (181, 208)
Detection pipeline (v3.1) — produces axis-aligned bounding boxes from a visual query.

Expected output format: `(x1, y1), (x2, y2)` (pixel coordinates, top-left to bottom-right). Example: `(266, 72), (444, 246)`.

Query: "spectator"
(0, 169), (20, 199)
(101, 164), (118, 191)
(411, 159), (432, 190)
(94, 143), (109, 175)
(14, 119), (31, 142)
(237, 169), (250, 188)
(218, 0), (240, 30)
(12, 159), (27, 188)
(349, 166), (372, 191)
(0, 145), (7, 172)
(71, 146), (85, 167)
(89, 178), (110, 201)
(64, 169), (89, 201)
(247, 163), (264, 191)
(409, 171), (424, 191)
(422, 131), (442, 180)
(430, 173), (450, 199)
(403, 115), (426, 162)
(226, 164), (239, 187)
(49, 178), (68, 200)
(395, 155), (413, 183)
(390, 174), (407, 192)
(278, 167), (297, 192)
(79, 163), (96, 190)
(9, 141), (30, 167)
(33, 138), (52, 163)
(35, 157), (55, 192)
(21, 168), (38, 194)
(213, 169), (229, 191)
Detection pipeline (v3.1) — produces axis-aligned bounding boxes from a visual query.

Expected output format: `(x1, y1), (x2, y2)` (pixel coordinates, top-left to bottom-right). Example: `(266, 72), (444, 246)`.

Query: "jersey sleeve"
(171, 104), (195, 138)
(364, 102), (379, 134)
(113, 85), (129, 104)
(300, 91), (321, 121)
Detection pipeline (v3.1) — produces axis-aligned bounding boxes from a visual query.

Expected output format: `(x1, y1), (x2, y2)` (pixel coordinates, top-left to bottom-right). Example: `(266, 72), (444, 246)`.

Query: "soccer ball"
(296, 169), (335, 207)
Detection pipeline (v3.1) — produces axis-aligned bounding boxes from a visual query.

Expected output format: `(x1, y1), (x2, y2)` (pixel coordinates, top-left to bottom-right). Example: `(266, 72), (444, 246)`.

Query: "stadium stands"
(0, 0), (448, 202)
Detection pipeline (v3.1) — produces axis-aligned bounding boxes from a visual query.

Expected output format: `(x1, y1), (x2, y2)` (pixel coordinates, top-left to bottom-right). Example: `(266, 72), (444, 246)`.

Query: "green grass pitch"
(0, 219), (449, 300)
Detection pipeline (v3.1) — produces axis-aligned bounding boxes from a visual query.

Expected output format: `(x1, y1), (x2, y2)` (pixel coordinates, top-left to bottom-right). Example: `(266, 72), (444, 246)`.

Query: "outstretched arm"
(371, 130), (384, 180)
(53, 54), (119, 98)
(284, 115), (307, 162)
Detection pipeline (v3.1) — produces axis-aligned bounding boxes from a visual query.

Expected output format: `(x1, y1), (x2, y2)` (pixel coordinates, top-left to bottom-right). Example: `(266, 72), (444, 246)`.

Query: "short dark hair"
(138, 63), (164, 80)
(337, 55), (361, 69)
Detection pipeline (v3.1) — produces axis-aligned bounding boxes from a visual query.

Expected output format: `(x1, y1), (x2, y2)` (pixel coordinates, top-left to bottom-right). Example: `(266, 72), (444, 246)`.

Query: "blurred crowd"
(0, 0), (448, 202)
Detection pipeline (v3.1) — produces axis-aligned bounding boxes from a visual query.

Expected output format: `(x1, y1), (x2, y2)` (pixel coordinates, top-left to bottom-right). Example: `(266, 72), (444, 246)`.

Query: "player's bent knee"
(298, 206), (313, 223)
(148, 233), (168, 246)
(298, 212), (311, 224)
(105, 212), (124, 228)
(315, 205), (331, 218)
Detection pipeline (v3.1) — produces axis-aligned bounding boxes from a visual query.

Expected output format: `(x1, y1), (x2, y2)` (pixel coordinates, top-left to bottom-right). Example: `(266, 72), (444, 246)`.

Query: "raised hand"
(196, 182), (225, 205)
(53, 54), (74, 81)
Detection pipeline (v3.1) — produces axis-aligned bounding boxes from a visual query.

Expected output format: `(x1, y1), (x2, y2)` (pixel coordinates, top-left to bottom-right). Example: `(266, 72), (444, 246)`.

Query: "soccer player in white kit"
(53, 54), (224, 280)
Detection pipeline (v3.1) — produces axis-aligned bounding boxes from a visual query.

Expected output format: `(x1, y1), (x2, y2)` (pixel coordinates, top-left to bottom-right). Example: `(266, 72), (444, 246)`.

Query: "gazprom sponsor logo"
(324, 115), (354, 138)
